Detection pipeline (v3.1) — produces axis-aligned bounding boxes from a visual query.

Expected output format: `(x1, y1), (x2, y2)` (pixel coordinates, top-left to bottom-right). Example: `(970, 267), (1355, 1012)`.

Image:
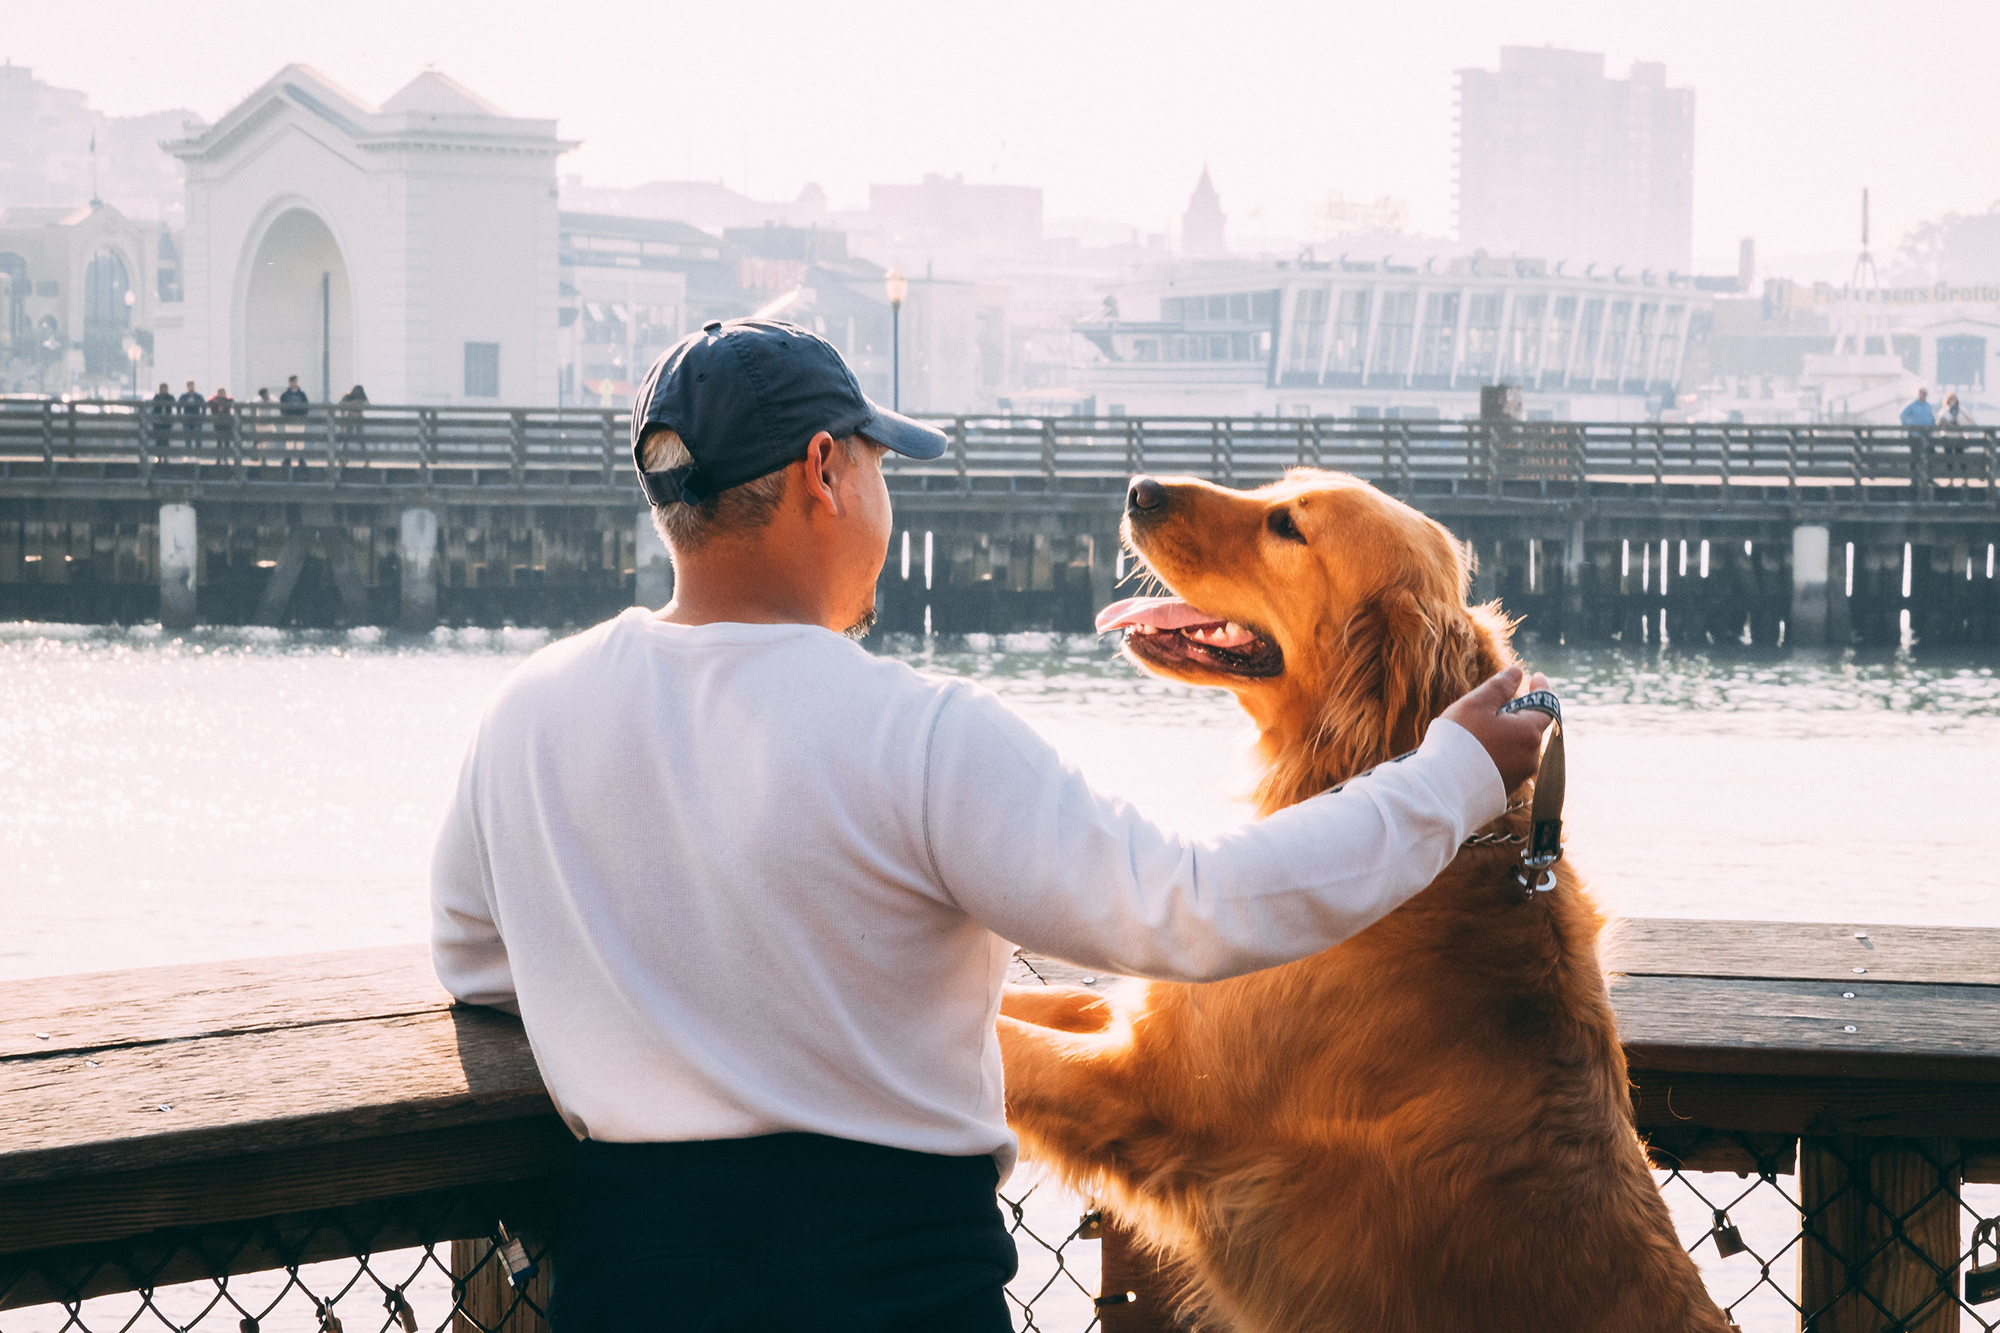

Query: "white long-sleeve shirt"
(430, 608), (1505, 1172)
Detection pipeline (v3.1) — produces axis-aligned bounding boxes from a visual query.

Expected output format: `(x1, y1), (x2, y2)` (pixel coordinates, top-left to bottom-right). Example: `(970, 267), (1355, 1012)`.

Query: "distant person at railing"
(279, 375), (310, 455)
(430, 318), (1549, 1333)
(177, 380), (204, 452)
(208, 387), (235, 457)
(339, 383), (368, 452)
(147, 382), (174, 460)
(1900, 386), (1936, 428)
(1940, 391), (1971, 427)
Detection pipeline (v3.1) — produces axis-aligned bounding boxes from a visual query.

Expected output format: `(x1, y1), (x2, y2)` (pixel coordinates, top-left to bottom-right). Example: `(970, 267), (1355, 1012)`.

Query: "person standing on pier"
(1900, 386), (1936, 427)
(177, 380), (204, 453)
(147, 382), (174, 461)
(430, 318), (1553, 1333)
(278, 374), (310, 460)
(207, 386), (235, 460)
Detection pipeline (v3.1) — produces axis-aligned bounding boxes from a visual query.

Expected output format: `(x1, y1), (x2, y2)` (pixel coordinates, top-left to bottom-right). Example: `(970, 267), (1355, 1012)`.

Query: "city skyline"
(4, 0), (1997, 273)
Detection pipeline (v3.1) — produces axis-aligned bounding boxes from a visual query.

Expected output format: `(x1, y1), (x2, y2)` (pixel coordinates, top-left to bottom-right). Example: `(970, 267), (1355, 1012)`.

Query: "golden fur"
(997, 470), (1726, 1332)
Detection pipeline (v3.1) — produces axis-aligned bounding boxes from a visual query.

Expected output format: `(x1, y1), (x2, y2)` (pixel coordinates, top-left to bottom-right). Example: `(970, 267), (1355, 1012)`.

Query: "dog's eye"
(1267, 509), (1307, 544)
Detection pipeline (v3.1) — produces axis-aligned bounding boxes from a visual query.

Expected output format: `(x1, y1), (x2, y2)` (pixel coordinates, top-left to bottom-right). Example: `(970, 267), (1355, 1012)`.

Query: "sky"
(9, 0), (1999, 273)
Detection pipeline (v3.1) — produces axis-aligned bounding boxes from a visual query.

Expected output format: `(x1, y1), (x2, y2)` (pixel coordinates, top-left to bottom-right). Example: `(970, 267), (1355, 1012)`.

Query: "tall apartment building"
(1455, 47), (1694, 273)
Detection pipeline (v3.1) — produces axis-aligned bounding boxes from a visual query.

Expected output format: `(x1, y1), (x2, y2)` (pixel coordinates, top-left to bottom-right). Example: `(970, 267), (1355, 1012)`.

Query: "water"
(5, 623), (1995, 981)
(3, 621), (1998, 1332)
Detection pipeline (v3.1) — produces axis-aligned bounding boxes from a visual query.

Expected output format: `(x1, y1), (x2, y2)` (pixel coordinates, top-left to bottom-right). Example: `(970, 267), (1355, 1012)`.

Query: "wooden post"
(451, 1236), (555, 1333)
(1798, 1136), (1962, 1333)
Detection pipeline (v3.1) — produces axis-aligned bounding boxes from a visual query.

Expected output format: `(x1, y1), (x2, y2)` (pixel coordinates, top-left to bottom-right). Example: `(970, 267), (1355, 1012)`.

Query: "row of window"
(1285, 288), (1687, 387)
(1127, 331), (1274, 363)
(1160, 291), (1280, 324)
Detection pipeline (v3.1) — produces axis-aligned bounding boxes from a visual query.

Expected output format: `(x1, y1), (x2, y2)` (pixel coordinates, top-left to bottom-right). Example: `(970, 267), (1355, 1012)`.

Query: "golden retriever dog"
(997, 470), (1726, 1333)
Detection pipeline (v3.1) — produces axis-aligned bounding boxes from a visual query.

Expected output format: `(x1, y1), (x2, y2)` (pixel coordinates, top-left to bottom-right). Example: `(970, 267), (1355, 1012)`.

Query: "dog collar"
(1498, 690), (1565, 899)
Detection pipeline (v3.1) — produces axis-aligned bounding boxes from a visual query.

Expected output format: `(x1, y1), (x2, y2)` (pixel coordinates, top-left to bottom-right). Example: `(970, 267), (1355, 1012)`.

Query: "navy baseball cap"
(632, 318), (947, 507)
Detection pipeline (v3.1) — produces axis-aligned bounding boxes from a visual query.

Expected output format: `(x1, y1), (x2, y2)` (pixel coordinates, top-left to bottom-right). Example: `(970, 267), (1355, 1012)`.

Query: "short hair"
(641, 427), (869, 553)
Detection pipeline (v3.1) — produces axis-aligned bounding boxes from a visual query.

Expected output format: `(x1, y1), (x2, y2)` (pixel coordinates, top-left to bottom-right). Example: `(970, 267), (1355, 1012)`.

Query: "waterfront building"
(0, 202), (169, 395)
(555, 214), (702, 404)
(159, 66), (571, 404)
(1456, 48), (1694, 274)
(1685, 280), (2000, 424)
(1071, 254), (1703, 420)
(1182, 168), (1226, 258)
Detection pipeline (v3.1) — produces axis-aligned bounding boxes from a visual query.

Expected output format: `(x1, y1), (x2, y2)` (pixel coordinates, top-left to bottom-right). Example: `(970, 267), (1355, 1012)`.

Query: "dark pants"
(550, 1133), (1017, 1333)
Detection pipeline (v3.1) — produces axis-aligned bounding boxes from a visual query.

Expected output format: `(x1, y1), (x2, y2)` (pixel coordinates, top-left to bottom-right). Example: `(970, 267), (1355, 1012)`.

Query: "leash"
(1475, 689), (1564, 900)
(1329, 688), (1566, 903)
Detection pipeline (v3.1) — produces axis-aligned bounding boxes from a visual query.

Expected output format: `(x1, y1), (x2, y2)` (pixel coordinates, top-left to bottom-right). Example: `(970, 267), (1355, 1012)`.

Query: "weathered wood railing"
(1, 401), (1995, 510)
(3, 921), (1998, 1331)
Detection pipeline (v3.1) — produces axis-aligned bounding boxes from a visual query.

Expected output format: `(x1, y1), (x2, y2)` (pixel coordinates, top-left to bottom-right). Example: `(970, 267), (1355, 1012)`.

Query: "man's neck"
(658, 540), (841, 631)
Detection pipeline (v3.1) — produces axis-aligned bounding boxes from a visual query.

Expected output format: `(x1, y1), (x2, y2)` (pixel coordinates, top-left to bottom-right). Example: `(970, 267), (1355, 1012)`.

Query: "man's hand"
(1440, 665), (1554, 791)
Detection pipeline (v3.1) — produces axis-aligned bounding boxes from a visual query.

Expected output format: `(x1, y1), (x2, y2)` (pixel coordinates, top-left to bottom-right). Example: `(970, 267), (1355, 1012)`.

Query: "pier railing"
(1, 400), (1995, 508)
(3, 921), (1998, 1332)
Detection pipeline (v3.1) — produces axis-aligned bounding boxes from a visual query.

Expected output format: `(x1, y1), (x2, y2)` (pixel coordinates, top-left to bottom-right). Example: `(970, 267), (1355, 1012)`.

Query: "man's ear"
(798, 431), (841, 513)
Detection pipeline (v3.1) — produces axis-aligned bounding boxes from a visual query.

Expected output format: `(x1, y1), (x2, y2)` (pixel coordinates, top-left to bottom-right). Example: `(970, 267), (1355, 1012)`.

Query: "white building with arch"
(159, 66), (571, 404)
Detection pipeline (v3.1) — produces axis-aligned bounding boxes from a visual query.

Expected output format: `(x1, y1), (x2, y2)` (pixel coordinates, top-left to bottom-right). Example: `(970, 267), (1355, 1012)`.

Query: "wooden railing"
(1, 400), (1996, 506)
(3, 921), (1998, 1331)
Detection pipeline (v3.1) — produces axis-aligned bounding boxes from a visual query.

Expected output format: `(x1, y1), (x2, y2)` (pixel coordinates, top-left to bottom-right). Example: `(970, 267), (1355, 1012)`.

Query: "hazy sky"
(10, 0), (1998, 270)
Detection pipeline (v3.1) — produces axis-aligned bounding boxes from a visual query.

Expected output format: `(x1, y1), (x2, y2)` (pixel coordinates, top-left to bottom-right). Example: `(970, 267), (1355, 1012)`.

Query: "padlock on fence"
(384, 1287), (419, 1333)
(315, 1299), (344, 1333)
(496, 1220), (540, 1290)
(1710, 1209), (1747, 1258)
(1966, 1219), (2000, 1306)
(1077, 1210), (1104, 1241)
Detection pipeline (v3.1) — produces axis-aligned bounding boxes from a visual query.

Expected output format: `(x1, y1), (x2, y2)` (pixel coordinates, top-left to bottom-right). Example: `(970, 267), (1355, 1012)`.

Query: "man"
(278, 375), (310, 460)
(207, 386), (235, 459)
(1900, 386), (1936, 427)
(177, 379), (205, 453)
(431, 319), (1552, 1332)
(147, 382), (174, 461)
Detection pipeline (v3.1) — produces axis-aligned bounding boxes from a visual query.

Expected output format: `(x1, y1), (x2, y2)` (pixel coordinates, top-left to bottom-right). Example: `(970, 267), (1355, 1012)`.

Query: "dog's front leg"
(1000, 983), (1114, 1033)
(998, 1014), (1205, 1207)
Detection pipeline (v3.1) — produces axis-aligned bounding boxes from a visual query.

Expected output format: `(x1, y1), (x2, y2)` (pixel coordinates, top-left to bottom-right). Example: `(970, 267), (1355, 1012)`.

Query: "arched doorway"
(83, 248), (133, 377)
(242, 209), (353, 401)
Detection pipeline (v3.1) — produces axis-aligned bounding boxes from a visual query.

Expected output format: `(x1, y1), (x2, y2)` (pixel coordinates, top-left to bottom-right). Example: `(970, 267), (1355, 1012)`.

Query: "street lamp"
(884, 266), (908, 411)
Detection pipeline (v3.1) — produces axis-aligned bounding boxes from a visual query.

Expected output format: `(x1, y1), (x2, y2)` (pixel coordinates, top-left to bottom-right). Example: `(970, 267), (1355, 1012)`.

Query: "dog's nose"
(1127, 476), (1167, 516)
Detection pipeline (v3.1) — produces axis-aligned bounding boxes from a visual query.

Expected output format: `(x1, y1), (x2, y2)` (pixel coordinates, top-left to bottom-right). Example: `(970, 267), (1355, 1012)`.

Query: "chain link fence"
(1, 1144), (1995, 1331)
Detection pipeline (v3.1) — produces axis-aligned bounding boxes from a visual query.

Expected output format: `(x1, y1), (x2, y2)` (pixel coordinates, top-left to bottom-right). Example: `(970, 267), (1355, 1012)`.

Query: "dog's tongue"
(1095, 597), (1221, 634)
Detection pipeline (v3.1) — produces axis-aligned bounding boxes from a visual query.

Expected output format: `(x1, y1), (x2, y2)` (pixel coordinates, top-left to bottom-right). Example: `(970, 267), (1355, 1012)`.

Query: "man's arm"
(920, 676), (1528, 984)
(429, 744), (520, 1014)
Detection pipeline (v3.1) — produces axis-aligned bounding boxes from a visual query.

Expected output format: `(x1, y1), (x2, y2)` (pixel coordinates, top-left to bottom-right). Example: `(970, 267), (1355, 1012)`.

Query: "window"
(1600, 301), (1632, 381)
(1460, 293), (1504, 382)
(1892, 335), (1922, 373)
(1542, 297), (1578, 384)
(1936, 335), (1988, 389)
(1251, 291), (1277, 321)
(465, 343), (501, 398)
(1289, 289), (1329, 369)
(1329, 290), (1370, 376)
(1501, 295), (1545, 383)
(1207, 295), (1228, 320)
(0, 253), (27, 348)
(1228, 293), (1250, 320)
(1574, 299), (1606, 380)
(1415, 292), (1459, 379)
(1370, 292), (1417, 379)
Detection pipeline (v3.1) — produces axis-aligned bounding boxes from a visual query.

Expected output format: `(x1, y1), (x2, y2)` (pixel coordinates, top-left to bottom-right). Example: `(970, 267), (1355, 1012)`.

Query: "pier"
(2, 921), (1997, 1331)
(2, 400), (1997, 644)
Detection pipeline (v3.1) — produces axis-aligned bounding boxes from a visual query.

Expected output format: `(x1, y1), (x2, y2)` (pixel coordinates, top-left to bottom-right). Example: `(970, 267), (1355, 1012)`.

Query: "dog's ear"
(1317, 587), (1493, 779)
